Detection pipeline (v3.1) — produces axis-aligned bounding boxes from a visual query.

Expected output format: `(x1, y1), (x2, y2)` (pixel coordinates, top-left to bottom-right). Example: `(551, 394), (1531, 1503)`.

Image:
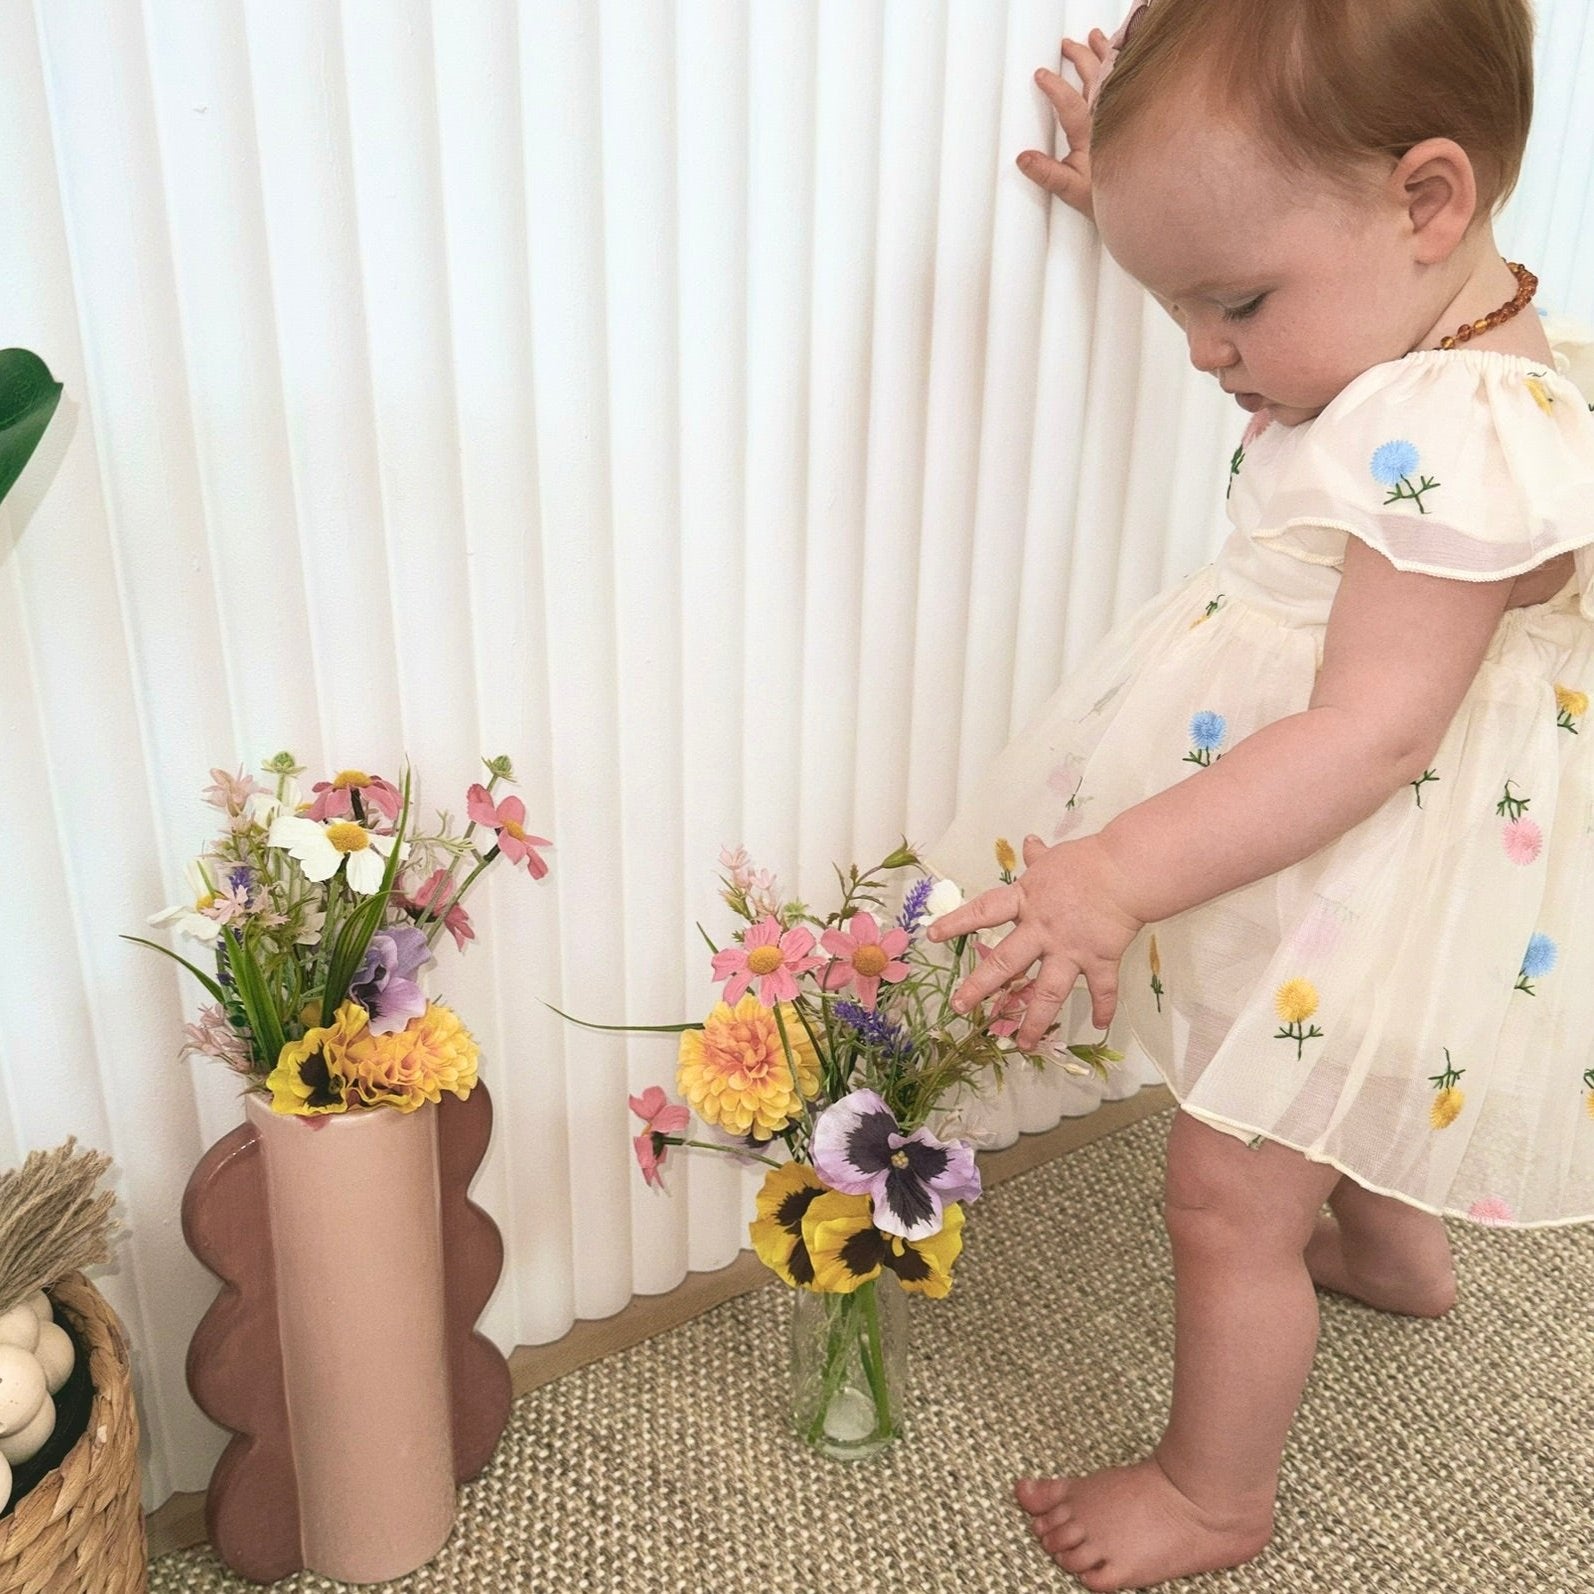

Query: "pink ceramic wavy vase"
(182, 1085), (511, 1585)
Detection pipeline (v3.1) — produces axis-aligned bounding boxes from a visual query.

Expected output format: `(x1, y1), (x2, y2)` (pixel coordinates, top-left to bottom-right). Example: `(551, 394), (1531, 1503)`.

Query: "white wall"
(1, 0), (1589, 1507)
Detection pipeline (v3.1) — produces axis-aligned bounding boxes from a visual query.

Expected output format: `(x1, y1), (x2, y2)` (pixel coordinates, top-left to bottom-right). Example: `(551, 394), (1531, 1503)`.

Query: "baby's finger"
(1035, 65), (1092, 153)
(1059, 36), (1106, 99)
(925, 882), (1020, 943)
(1015, 148), (1091, 215)
(1083, 958), (1120, 1031)
(1087, 27), (1113, 62)
(1013, 960), (1081, 1051)
(950, 927), (1042, 1015)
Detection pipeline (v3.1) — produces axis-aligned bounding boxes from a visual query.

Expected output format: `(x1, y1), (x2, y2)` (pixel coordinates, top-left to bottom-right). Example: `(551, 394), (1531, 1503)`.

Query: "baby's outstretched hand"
(1016, 29), (1114, 221)
(926, 834), (1143, 1050)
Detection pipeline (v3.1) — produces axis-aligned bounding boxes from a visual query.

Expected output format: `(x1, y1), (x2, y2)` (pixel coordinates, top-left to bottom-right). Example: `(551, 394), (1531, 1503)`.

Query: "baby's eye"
(1222, 294), (1267, 323)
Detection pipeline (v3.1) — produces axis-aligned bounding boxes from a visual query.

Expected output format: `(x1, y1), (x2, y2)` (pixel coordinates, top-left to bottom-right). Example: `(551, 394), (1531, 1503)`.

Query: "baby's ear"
(1393, 138), (1477, 264)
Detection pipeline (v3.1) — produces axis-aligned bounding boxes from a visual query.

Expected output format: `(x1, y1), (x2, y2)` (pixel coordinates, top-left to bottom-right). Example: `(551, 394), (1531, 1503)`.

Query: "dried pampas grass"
(0, 1139), (116, 1316)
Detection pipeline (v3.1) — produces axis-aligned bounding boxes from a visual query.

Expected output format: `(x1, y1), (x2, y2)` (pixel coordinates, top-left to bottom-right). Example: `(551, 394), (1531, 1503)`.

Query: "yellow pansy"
(803, 1191), (965, 1298)
(749, 1162), (827, 1289)
(266, 1000), (369, 1115)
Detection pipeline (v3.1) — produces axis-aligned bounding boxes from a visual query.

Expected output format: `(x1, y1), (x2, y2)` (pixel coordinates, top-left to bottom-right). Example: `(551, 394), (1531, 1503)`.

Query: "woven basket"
(0, 1274), (146, 1594)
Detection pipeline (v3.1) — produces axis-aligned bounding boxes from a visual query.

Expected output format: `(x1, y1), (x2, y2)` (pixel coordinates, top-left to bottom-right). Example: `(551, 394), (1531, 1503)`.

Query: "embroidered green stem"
(1384, 473), (1440, 514)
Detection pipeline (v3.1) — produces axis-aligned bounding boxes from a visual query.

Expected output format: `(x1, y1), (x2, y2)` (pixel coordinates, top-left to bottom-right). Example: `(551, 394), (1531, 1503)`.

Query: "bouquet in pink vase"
(130, 751), (549, 1116)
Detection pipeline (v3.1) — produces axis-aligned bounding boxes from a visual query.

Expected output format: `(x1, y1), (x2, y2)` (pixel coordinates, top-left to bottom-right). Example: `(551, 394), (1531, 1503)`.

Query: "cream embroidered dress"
(926, 339), (1594, 1227)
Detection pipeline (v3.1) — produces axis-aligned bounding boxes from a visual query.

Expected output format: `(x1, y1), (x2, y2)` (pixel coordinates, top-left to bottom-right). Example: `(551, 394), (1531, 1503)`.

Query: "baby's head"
(1089, 0), (1535, 426)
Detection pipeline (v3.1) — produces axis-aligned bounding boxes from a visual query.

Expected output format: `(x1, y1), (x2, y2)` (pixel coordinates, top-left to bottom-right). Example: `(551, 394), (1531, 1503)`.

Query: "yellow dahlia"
(348, 1001), (479, 1112)
(1274, 979), (1319, 1025)
(677, 995), (819, 1137)
(266, 1000), (369, 1115)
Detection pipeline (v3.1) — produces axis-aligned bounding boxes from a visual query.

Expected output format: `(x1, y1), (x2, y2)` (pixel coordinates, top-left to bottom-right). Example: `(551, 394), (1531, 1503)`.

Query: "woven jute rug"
(151, 1108), (1594, 1593)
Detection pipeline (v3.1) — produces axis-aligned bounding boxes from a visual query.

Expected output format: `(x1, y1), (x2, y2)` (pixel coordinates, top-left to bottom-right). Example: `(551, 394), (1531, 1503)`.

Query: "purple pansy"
(811, 1088), (981, 1241)
(349, 925), (434, 1034)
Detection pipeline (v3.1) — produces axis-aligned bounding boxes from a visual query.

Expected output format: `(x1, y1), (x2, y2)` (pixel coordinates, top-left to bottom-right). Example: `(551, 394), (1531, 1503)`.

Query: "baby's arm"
(931, 538), (1521, 1048)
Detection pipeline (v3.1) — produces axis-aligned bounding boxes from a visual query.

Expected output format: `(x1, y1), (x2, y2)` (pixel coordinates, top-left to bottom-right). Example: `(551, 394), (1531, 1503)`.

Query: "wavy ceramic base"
(182, 1085), (511, 1585)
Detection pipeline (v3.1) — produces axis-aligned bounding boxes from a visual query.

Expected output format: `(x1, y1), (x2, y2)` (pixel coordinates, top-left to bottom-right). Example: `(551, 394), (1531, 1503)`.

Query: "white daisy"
(921, 878), (965, 926)
(148, 859), (225, 942)
(268, 815), (405, 895)
(245, 776), (304, 831)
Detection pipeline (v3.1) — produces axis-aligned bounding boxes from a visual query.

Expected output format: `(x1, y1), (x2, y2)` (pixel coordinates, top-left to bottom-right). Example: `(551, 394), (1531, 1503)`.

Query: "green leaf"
(320, 768), (413, 1014)
(542, 1000), (703, 1035)
(120, 934), (227, 1004)
(0, 349), (63, 507)
(223, 926), (285, 1066)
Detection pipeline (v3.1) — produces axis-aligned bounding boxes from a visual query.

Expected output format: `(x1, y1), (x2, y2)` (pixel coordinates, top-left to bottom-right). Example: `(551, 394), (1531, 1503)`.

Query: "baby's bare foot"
(1015, 1457), (1273, 1591)
(1305, 1214), (1457, 1318)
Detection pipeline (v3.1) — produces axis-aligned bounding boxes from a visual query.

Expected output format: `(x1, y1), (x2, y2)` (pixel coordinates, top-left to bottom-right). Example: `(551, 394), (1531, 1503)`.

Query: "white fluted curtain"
(1, 0), (1590, 1510)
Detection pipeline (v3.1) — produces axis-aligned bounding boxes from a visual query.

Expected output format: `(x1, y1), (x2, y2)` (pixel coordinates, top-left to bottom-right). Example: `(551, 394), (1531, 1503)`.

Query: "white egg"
(26, 1291), (52, 1324)
(33, 1322), (75, 1395)
(0, 1450), (11, 1512)
(0, 1305), (40, 1354)
(0, 1392), (55, 1466)
(0, 1345), (47, 1437)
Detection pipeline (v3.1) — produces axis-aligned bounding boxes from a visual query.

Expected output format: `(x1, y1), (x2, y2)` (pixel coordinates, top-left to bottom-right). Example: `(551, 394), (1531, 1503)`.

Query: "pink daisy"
(818, 912), (911, 1010)
(467, 785), (551, 877)
(1467, 1195), (1515, 1226)
(1501, 818), (1543, 866)
(306, 770), (403, 825)
(711, 916), (822, 1006)
(629, 1086), (691, 1188)
(399, 867), (476, 951)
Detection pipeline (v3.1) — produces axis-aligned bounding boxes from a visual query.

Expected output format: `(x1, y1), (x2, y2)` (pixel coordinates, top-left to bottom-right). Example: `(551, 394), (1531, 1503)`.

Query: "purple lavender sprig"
(898, 876), (934, 937)
(834, 1000), (912, 1059)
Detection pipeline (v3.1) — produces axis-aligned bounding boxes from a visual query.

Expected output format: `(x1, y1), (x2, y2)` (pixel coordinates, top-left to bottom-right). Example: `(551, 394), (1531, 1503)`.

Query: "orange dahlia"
(677, 995), (819, 1138)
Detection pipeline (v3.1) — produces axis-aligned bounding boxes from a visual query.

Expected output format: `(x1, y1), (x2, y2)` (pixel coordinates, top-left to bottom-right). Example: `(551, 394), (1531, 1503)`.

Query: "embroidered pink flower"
(306, 770), (403, 825)
(1240, 408), (1274, 448)
(1502, 818), (1543, 865)
(818, 912), (911, 1009)
(467, 785), (551, 877)
(711, 916), (822, 1006)
(1467, 1196), (1514, 1226)
(630, 1086), (691, 1188)
(399, 867), (476, 951)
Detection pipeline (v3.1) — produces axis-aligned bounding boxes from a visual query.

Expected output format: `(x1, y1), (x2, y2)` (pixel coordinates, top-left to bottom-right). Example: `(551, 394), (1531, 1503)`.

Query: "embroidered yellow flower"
(1586, 1089), (1594, 1123)
(1555, 685), (1587, 734)
(994, 837), (1017, 876)
(1430, 1088), (1465, 1130)
(1274, 979), (1319, 1025)
(1524, 373), (1556, 416)
(677, 995), (819, 1137)
(267, 1000), (369, 1115)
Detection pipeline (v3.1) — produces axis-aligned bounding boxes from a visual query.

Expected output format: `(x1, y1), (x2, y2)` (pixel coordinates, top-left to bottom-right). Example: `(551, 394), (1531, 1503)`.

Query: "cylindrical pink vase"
(241, 1095), (456, 1583)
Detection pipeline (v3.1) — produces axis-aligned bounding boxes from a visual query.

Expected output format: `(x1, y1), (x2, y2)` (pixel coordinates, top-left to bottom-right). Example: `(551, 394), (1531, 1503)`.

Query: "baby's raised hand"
(1016, 28), (1113, 221)
(926, 834), (1143, 1050)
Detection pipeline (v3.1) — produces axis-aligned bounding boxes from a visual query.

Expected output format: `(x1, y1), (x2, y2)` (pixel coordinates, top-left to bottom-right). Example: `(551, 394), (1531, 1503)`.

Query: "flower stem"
(858, 1279), (894, 1437)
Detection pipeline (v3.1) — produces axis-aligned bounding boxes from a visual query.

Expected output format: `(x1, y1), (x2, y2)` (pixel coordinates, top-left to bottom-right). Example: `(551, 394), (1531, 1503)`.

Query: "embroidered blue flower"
(1516, 932), (1558, 994)
(1369, 440), (1420, 486)
(1183, 710), (1228, 767)
(1370, 439), (1440, 514)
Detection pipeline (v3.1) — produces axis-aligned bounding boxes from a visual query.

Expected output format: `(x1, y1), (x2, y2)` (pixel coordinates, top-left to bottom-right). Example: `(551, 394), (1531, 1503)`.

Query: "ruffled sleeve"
(1227, 333), (1594, 621)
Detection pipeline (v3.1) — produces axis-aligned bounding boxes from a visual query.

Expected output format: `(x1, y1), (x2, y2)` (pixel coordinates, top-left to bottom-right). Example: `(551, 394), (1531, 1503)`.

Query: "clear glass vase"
(788, 1274), (908, 1460)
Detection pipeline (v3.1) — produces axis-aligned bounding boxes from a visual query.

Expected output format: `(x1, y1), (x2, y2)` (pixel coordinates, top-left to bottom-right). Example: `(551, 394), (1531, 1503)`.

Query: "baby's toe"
(1015, 1475), (1071, 1514)
(1040, 1519), (1089, 1556)
(1054, 1536), (1108, 1578)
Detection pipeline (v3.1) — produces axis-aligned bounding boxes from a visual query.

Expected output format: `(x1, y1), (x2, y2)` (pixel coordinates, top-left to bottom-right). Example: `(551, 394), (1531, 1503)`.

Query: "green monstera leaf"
(0, 348), (63, 508)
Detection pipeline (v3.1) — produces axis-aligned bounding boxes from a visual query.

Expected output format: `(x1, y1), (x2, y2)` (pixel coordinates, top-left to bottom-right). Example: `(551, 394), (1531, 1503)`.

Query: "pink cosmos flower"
(629, 1085), (691, 1188)
(1467, 1195), (1514, 1226)
(819, 912), (911, 1010)
(1502, 818), (1543, 866)
(467, 785), (551, 877)
(711, 916), (822, 1006)
(399, 867), (477, 951)
(306, 771), (403, 826)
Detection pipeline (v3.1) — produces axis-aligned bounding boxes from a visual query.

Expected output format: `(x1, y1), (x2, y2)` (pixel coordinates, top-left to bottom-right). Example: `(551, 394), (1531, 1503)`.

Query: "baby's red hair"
(1093, 0), (1535, 218)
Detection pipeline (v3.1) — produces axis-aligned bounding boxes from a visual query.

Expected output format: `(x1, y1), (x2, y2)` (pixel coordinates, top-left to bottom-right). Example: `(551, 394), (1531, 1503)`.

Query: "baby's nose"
(1187, 328), (1237, 375)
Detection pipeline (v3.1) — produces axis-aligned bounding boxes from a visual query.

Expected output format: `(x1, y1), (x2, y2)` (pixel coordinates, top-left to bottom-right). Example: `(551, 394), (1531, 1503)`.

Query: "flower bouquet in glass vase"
(566, 842), (1120, 1462)
(127, 753), (549, 1584)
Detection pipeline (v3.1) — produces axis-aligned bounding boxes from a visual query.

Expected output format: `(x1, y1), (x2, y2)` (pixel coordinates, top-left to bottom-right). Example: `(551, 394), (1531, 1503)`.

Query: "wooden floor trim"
(145, 1085), (1172, 1560)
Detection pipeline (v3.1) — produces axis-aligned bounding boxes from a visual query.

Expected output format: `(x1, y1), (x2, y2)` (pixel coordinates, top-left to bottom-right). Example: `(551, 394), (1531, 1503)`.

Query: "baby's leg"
(1017, 1110), (1340, 1592)
(1305, 1175), (1457, 1317)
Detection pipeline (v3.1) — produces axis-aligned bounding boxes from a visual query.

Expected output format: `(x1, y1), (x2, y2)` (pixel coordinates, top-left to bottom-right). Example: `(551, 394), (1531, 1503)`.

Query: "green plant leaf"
(120, 934), (227, 1004)
(0, 349), (63, 507)
(542, 1001), (703, 1035)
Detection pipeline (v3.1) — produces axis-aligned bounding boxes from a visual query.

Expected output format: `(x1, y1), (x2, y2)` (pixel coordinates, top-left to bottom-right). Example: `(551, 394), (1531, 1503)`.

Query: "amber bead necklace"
(1436, 260), (1538, 349)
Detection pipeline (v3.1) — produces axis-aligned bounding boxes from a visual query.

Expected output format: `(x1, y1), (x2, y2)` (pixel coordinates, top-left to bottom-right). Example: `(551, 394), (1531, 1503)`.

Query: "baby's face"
(1095, 115), (1434, 428)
